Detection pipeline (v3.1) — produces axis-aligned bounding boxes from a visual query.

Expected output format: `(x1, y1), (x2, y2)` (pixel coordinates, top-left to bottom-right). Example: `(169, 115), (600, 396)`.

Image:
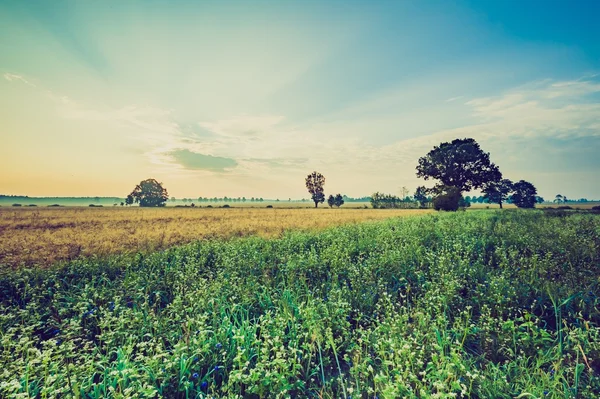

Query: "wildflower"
(192, 373), (199, 379)
(214, 365), (220, 371)
(108, 302), (115, 311)
(215, 343), (222, 350)
(544, 391), (548, 396)
(193, 356), (199, 362)
(201, 381), (208, 390)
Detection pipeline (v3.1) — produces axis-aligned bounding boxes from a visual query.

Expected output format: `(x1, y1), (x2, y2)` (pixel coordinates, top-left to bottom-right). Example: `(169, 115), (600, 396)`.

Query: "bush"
(432, 187), (462, 211)
(11, 203), (22, 207)
(47, 204), (62, 207)
(221, 204), (231, 208)
(556, 206), (573, 210)
(266, 205), (273, 208)
(27, 204), (37, 207)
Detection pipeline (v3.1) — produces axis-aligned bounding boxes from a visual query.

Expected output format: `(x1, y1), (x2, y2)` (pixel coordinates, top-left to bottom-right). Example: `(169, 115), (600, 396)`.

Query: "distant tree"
(259, 198), (264, 202)
(242, 197), (246, 202)
(125, 194), (134, 206)
(432, 186), (463, 211)
(399, 186), (409, 200)
(128, 178), (168, 207)
(120, 202), (124, 206)
(535, 196), (545, 204)
(554, 194), (564, 204)
(482, 179), (513, 209)
(512, 180), (538, 209)
(334, 194), (344, 208)
(414, 186), (429, 208)
(305, 171), (326, 208)
(416, 138), (502, 193)
(170, 197), (176, 203)
(327, 195), (335, 208)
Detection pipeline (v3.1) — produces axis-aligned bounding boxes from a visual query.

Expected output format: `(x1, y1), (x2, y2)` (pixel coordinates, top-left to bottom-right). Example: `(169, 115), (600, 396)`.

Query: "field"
(0, 210), (598, 398)
(0, 207), (430, 269)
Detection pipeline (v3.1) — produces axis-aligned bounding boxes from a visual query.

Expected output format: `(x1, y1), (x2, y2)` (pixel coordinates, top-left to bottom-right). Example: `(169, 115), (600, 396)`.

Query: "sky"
(1, 0), (599, 200)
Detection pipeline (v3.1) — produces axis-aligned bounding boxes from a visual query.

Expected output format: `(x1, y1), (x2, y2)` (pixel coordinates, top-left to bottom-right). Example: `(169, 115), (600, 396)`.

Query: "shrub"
(432, 187), (462, 211)
(11, 203), (22, 207)
(266, 205), (273, 208)
(27, 204), (37, 207)
(222, 204), (231, 208)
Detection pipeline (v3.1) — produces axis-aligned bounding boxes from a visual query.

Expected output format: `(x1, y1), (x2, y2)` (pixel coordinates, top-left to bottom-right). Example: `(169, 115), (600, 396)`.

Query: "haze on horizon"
(1, 0), (599, 200)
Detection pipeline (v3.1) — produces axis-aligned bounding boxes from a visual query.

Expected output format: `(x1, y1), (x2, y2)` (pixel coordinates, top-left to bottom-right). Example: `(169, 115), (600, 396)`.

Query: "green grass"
(0, 210), (599, 398)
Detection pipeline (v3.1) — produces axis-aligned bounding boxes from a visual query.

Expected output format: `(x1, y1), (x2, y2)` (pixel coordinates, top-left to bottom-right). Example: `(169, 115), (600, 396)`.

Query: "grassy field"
(0, 207), (431, 269)
(0, 210), (598, 398)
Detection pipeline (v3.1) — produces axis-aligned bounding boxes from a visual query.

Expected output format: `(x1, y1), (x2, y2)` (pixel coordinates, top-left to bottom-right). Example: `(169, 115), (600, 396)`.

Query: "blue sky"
(1, 0), (599, 199)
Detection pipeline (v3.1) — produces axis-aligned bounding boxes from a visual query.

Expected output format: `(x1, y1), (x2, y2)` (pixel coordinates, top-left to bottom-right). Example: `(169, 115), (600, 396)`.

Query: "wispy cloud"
(3, 73), (36, 86)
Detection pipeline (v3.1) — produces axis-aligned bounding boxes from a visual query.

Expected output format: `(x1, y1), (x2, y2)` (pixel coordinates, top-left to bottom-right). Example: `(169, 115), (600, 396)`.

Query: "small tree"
(305, 171), (325, 208)
(482, 179), (513, 209)
(125, 194), (134, 206)
(414, 186), (429, 208)
(512, 180), (537, 209)
(129, 179), (169, 207)
(327, 195), (335, 208)
(554, 194), (564, 204)
(334, 194), (344, 208)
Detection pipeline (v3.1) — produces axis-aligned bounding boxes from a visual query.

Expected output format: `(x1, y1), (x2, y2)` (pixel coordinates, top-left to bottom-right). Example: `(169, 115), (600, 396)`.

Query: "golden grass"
(0, 207), (431, 269)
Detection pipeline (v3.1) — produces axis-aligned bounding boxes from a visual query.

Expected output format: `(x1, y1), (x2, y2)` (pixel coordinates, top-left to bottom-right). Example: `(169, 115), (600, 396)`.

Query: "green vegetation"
(1, 211), (598, 398)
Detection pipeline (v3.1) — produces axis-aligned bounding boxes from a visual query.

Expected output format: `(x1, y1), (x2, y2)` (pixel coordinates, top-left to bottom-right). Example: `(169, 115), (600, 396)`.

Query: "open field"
(0, 207), (431, 269)
(0, 211), (598, 397)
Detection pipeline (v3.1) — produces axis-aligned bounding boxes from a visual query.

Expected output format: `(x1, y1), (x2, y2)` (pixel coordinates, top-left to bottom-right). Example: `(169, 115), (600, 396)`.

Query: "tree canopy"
(482, 179), (513, 209)
(129, 179), (169, 207)
(511, 180), (537, 209)
(305, 171), (325, 208)
(416, 138), (501, 192)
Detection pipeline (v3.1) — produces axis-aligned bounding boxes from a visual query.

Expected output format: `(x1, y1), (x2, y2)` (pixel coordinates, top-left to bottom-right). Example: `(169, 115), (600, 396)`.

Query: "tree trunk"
(499, 202), (503, 209)
(314, 201), (318, 208)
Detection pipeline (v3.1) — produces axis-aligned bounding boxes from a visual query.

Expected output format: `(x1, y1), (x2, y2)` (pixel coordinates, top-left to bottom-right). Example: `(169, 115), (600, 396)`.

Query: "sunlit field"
(0, 207), (431, 269)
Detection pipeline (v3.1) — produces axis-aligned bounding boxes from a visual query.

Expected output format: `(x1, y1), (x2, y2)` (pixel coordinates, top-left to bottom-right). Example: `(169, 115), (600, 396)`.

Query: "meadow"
(0, 210), (598, 398)
(0, 207), (430, 269)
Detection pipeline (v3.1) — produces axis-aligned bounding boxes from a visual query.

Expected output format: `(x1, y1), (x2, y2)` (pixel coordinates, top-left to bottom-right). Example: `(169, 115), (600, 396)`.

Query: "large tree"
(129, 178), (169, 207)
(482, 179), (513, 209)
(305, 171), (326, 208)
(511, 180), (537, 209)
(416, 138), (502, 193)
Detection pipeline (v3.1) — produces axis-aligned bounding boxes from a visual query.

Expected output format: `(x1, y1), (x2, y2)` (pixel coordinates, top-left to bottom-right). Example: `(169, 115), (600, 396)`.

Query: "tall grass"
(0, 207), (431, 269)
(0, 210), (598, 398)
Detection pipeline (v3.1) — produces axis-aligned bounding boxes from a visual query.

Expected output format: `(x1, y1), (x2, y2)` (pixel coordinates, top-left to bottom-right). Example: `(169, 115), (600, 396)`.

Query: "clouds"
(168, 149), (237, 172)
(1, 1), (599, 198)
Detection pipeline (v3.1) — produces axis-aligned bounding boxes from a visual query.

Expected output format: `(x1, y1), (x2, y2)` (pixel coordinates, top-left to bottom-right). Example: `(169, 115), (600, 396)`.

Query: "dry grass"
(0, 207), (431, 269)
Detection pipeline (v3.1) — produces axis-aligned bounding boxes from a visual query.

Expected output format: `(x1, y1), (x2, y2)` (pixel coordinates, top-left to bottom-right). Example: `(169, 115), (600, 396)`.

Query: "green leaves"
(0, 211), (599, 397)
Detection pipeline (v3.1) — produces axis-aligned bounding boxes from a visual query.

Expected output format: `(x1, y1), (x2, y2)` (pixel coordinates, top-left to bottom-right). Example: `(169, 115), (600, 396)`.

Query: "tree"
(554, 194), (564, 204)
(327, 195), (335, 208)
(334, 194), (344, 208)
(482, 179), (513, 209)
(511, 180), (537, 209)
(305, 171), (325, 208)
(125, 194), (134, 206)
(416, 138), (502, 193)
(414, 186), (429, 208)
(432, 186), (462, 211)
(536, 196), (545, 204)
(128, 178), (169, 207)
